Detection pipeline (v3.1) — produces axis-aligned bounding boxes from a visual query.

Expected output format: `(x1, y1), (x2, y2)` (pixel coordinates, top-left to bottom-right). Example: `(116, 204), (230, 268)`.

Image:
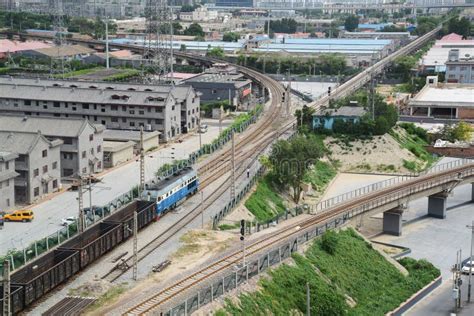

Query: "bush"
(320, 230), (338, 255)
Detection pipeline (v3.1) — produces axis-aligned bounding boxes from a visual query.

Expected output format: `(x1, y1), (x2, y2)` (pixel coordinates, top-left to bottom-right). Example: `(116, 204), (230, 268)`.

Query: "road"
(0, 118), (231, 256)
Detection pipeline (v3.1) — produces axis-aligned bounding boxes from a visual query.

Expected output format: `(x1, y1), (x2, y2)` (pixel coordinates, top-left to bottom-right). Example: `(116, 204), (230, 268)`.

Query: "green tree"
(206, 47), (225, 58)
(448, 16), (471, 38)
(441, 122), (473, 142)
(393, 56), (417, 81)
(344, 15), (359, 32)
(179, 44), (186, 52)
(269, 135), (324, 203)
(184, 22), (204, 37)
(180, 4), (197, 12)
(265, 18), (298, 34)
(223, 32), (240, 42)
(295, 105), (316, 129)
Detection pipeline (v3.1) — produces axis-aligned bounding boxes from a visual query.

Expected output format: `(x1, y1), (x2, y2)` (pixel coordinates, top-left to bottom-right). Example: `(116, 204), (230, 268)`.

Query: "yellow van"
(4, 210), (34, 222)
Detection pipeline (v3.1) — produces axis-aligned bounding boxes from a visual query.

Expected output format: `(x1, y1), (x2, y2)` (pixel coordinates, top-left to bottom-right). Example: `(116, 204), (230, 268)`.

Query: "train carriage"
(142, 167), (199, 215)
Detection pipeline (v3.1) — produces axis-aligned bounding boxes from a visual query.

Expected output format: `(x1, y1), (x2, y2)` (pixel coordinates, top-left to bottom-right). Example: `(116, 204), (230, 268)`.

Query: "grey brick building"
(0, 131), (62, 204)
(0, 151), (18, 210)
(0, 115), (104, 177)
(446, 49), (474, 84)
(0, 77), (199, 142)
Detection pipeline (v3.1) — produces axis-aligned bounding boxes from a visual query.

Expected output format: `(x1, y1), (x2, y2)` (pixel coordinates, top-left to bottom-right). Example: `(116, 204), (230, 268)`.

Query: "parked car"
(462, 261), (474, 274)
(4, 210), (34, 222)
(69, 175), (101, 191)
(61, 217), (76, 226)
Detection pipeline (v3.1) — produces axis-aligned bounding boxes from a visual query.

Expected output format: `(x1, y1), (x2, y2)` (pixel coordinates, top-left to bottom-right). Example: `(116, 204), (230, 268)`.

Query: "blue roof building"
(313, 106), (367, 130)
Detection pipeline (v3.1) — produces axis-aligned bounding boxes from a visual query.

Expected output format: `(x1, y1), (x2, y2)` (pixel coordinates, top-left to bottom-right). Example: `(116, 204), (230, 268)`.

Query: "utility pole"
(200, 191), (204, 229)
(78, 176), (85, 233)
(2, 260), (10, 316)
(105, 16), (109, 69)
(88, 175), (93, 218)
(230, 131), (236, 201)
(132, 208), (138, 281)
(467, 221), (474, 302)
(139, 127), (145, 196)
(198, 118), (202, 149)
(240, 219), (246, 266)
(306, 282), (311, 316)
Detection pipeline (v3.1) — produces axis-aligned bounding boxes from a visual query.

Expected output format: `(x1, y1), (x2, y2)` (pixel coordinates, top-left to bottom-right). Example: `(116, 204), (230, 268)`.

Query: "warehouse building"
(103, 141), (135, 168)
(0, 131), (62, 204)
(184, 73), (252, 109)
(0, 115), (104, 177)
(103, 130), (160, 154)
(0, 151), (18, 210)
(0, 77), (199, 142)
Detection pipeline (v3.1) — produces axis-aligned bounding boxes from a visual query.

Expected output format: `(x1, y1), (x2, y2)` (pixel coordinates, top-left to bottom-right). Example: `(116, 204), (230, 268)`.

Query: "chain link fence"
(0, 188), (139, 274)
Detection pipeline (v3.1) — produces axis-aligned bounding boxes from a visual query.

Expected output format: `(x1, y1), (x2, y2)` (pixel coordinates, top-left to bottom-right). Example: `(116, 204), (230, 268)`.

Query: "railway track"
(124, 162), (474, 315)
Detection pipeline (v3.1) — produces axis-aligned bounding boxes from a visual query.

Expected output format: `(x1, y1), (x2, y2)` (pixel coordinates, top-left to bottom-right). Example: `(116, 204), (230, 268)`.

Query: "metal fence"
(160, 160), (474, 315)
(213, 158), (474, 233)
(157, 106), (264, 179)
(162, 212), (350, 316)
(0, 188), (139, 273)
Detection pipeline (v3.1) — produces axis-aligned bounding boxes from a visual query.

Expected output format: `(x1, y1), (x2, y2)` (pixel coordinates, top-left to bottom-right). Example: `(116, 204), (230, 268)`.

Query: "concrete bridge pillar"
(428, 192), (448, 219)
(383, 208), (403, 236)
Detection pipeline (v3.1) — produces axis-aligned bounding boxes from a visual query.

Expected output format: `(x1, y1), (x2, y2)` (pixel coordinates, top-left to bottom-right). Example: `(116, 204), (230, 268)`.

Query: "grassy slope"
(390, 125), (436, 172)
(244, 175), (286, 223)
(303, 160), (337, 192)
(220, 229), (439, 316)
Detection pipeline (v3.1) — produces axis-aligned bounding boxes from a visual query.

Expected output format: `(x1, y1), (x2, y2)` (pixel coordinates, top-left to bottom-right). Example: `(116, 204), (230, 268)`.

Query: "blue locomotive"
(142, 167), (199, 215)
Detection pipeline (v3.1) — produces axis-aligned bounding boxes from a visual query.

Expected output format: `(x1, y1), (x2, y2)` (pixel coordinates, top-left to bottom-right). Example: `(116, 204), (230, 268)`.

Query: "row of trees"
(236, 54), (349, 76)
(264, 18), (298, 35)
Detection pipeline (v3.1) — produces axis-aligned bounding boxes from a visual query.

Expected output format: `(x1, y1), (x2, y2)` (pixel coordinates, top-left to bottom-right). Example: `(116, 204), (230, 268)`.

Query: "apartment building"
(0, 115), (104, 177)
(0, 131), (62, 204)
(0, 78), (194, 142)
(0, 152), (18, 210)
(445, 49), (474, 84)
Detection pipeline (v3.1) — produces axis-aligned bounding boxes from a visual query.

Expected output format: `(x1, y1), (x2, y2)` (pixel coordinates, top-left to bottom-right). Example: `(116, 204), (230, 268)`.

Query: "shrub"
(321, 230), (338, 255)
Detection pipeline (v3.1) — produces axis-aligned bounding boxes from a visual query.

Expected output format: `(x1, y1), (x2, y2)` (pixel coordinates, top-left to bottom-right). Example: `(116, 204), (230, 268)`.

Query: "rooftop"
(31, 45), (95, 57)
(411, 84), (474, 107)
(0, 151), (18, 162)
(318, 106), (367, 117)
(0, 114), (104, 138)
(184, 73), (250, 87)
(0, 77), (193, 102)
(0, 131), (62, 155)
(0, 39), (51, 54)
(103, 141), (135, 153)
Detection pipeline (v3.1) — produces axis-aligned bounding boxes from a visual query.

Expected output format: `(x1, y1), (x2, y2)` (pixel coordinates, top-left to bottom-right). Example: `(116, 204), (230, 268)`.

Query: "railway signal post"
(240, 219), (246, 266)
(78, 176), (85, 233)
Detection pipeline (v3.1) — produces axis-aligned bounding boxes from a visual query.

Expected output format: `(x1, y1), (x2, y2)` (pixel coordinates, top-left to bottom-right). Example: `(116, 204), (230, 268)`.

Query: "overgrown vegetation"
(103, 69), (140, 82)
(53, 66), (104, 78)
(220, 229), (440, 315)
(391, 123), (437, 171)
(200, 100), (235, 117)
(303, 161), (337, 192)
(244, 175), (287, 223)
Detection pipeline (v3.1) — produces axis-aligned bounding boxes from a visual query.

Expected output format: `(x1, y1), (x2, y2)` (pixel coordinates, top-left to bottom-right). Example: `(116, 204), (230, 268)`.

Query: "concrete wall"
(17, 139), (61, 204)
(0, 159), (16, 210)
(106, 145), (134, 168)
(425, 145), (474, 158)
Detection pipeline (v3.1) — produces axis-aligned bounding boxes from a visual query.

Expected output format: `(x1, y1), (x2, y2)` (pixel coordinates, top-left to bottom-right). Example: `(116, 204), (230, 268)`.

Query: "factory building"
(0, 77), (200, 142)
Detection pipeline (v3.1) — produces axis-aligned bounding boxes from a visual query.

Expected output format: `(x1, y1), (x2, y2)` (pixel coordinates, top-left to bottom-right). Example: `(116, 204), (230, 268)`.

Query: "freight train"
(0, 168), (199, 314)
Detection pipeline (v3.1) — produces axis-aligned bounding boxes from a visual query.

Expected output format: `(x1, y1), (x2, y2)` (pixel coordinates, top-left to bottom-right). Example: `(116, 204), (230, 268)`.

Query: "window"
(52, 179), (58, 189)
(63, 137), (73, 145)
(122, 106), (127, 111)
(42, 149), (47, 157)
(449, 74), (456, 78)
(172, 106), (175, 111)
(101, 120), (106, 125)
(53, 102), (60, 108)
(155, 107), (162, 113)
(90, 148), (94, 155)
(111, 105), (118, 111)
(6, 198), (9, 207)
(43, 165), (48, 173)
(5, 161), (9, 170)
(72, 107), (77, 111)
(129, 110), (135, 114)
(24, 100), (31, 106)
(82, 151), (86, 158)
(147, 107), (151, 113)
(34, 187), (39, 197)
(460, 66), (467, 71)
(130, 121), (136, 127)
(89, 134), (94, 141)
(52, 161), (58, 169)
(82, 104), (90, 109)
(111, 117), (118, 122)
(122, 117), (127, 122)
(212, 89), (217, 94)
(139, 110), (145, 115)
(82, 167), (87, 174)
(97, 145), (101, 153)
(33, 168), (39, 177)
(54, 113), (60, 117)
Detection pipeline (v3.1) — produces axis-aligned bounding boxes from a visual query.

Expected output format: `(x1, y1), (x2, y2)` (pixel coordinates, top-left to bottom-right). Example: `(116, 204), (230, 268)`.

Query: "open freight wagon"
(0, 200), (156, 314)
